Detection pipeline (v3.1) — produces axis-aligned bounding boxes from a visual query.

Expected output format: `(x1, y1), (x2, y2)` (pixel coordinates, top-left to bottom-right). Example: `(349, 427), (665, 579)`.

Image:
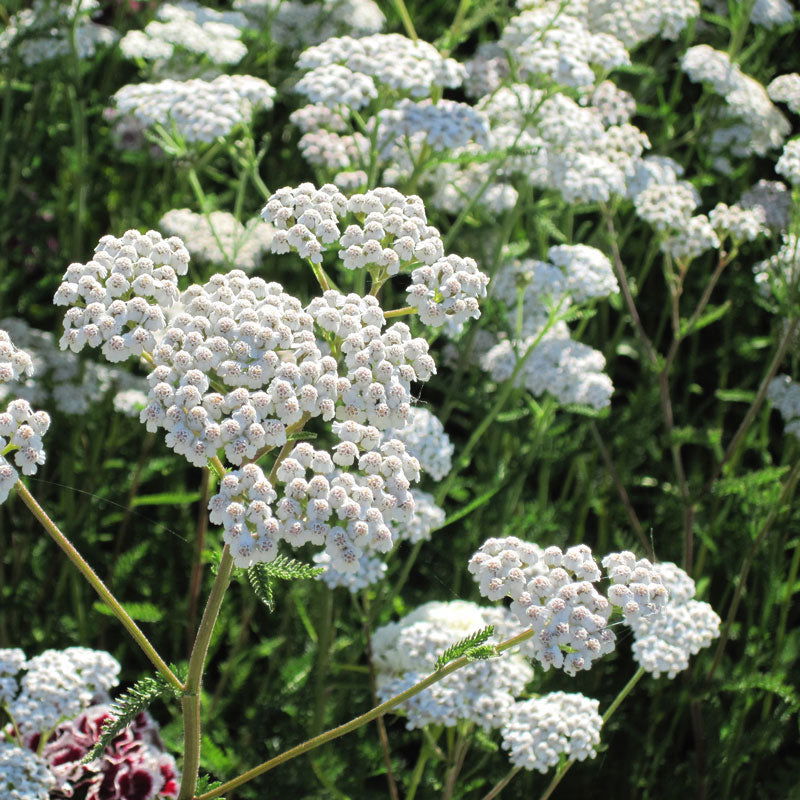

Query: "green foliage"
(247, 556), (324, 612)
(435, 626), (496, 670)
(83, 673), (181, 762)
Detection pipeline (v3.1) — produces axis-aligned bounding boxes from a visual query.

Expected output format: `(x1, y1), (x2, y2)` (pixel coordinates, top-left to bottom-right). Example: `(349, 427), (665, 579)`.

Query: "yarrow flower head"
(372, 600), (533, 730)
(500, 691), (602, 773)
(0, 647), (120, 737)
(0, 330), (51, 503)
(0, 742), (54, 800)
(296, 34), (464, 100)
(468, 537), (667, 674)
(112, 75), (276, 146)
(627, 562), (720, 678)
(385, 407), (453, 481)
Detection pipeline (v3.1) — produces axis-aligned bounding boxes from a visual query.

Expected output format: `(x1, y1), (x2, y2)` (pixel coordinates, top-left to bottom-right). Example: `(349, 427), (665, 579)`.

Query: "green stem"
(14, 481), (182, 692)
(194, 629), (535, 800)
(538, 667), (646, 800)
(178, 546), (235, 800)
(481, 766), (522, 800)
(391, 0), (418, 40)
(384, 305), (418, 318)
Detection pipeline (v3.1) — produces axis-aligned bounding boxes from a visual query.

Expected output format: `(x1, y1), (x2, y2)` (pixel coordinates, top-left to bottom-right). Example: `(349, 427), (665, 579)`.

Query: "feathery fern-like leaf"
(435, 625), (496, 670)
(247, 556), (324, 612)
(83, 673), (178, 763)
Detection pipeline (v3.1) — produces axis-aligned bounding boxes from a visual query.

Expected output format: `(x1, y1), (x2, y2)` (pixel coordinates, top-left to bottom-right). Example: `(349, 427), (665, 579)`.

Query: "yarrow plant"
(2, 0), (796, 797)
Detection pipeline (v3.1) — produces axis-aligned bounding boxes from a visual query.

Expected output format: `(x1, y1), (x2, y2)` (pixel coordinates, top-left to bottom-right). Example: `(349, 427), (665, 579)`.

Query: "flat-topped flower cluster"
(51, 186), (488, 573)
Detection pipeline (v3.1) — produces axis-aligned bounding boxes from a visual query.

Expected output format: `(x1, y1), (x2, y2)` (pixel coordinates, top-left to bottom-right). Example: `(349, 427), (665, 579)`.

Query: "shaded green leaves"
(435, 626), (496, 670)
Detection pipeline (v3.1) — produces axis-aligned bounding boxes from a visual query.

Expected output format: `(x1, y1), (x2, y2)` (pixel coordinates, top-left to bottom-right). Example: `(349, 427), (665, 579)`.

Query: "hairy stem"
(14, 481), (182, 692)
(179, 546), (235, 800)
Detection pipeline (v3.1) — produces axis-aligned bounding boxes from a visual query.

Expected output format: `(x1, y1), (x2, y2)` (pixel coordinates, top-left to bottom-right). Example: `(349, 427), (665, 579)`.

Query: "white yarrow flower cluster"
(407, 254), (490, 327)
(708, 203), (767, 243)
(54, 229), (189, 362)
(262, 184), (450, 278)
(372, 600), (533, 730)
(768, 74), (800, 115)
(776, 139), (800, 186)
(739, 180), (791, 232)
(159, 209), (275, 271)
(296, 34), (464, 100)
(0, 647), (120, 737)
(502, 8), (630, 92)
(0, 331), (50, 504)
(482, 323), (614, 410)
(112, 75), (276, 145)
(120, 1), (248, 69)
(468, 537), (666, 674)
(392, 489), (445, 544)
(208, 431), (420, 569)
(681, 45), (790, 158)
(629, 562), (720, 678)
(501, 691), (602, 773)
(385, 407), (453, 481)
(0, 0), (116, 67)
(0, 742), (55, 800)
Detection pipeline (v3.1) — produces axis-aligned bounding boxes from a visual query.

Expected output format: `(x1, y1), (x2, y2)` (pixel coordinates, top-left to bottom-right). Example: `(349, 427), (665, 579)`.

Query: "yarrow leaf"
(247, 556), (324, 612)
(435, 625), (496, 670)
(83, 673), (179, 762)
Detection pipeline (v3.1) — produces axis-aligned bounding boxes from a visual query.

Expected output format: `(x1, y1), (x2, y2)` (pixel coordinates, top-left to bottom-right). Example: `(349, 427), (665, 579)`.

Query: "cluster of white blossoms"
(681, 45), (790, 159)
(0, 318), (146, 417)
(263, 185), (489, 326)
(768, 74), (800, 116)
(0, 647), (120, 737)
(502, 7), (629, 93)
(589, 80), (637, 126)
(119, 1), (248, 70)
(0, 0), (117, 67)
(628, 562), (720, 678)
(0, 741), (54, 800)
(373, 601), (534, 730)
(313, 551), (387, 591)
(500, 691), (602, 773)
(482, 324), (614, 410)
(704, 0), (793, 29)
(483, 246), (617, 410)
(477, 84), (651, 206)
(376, 99), (491, 154)
(159, 209), (275, 271)
(54, 186), (485, 578)
(0, 331), (50, 504)
(263, 184), (441, 270)
(299, 130), (369, 171)
(767, 374), (800, 439)
(739, 180), (791, 232)
(234, 0), (384, 48)
(708, 203), (767, 244)
(208, 429), (420, 569)
(112, 75), (276, 145)
(296, 34), (464, 101)
(468, 537), (667, 675)
(776, 139), (800, 187)
(753, 234), (800, 300)
(386, 407), (453, 481)
(54, 229), (189, 363)
(311, 486), (443, 589)
(407, 254), (490, 327)
(633, 181), (722, 261)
